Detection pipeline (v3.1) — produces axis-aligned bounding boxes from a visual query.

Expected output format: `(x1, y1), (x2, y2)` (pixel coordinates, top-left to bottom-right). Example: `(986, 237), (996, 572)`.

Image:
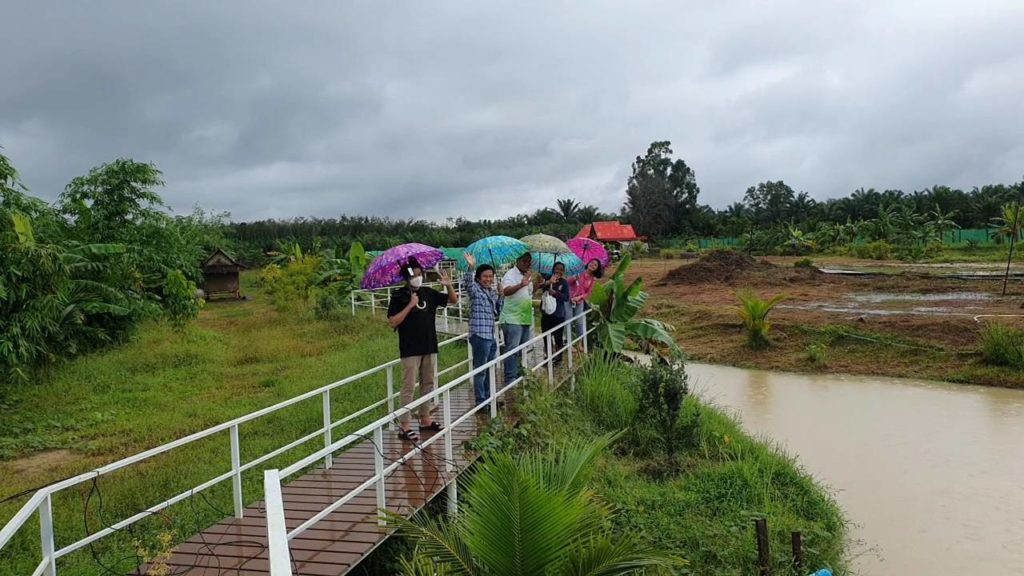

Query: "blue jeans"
(572, 301), (587, 341)
(502, 323), (533, 384)
(469, 334), (498, 404)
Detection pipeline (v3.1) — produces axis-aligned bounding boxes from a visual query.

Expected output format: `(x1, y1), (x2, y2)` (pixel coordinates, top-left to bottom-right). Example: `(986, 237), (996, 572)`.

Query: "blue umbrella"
(531, 251), (586, 277)
(459, 236), (529, 271)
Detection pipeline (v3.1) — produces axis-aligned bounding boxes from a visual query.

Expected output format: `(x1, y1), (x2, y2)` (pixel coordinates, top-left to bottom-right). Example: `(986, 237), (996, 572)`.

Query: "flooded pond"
(779, 291), (1009, 318)
(689, 363), (1024, 575)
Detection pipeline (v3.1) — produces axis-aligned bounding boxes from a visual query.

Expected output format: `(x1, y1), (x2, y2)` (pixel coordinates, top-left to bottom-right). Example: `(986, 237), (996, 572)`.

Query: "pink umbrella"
(567, 237), (610, 268)
(361, 243), (444, 289)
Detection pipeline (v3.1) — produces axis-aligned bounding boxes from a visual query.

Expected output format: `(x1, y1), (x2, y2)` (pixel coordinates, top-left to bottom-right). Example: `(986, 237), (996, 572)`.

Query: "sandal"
(419, 421), (443, 432)
(397, 428), (420, 441)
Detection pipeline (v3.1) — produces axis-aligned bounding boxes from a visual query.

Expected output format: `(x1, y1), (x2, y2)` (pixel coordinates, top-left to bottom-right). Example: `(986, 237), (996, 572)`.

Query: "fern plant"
(736, 290), (789, 349)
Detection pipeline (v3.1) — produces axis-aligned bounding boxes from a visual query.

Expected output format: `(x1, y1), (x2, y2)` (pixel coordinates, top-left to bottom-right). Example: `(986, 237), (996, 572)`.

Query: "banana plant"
(588, 254), (681, 358)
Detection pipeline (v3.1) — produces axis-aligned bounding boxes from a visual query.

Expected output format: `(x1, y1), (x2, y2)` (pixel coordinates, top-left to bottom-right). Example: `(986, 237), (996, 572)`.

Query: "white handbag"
(541, 292), (557, 315)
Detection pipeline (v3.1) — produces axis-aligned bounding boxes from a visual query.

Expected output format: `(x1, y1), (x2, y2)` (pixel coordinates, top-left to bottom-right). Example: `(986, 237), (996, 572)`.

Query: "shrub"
(263, 256), (322, 306)
(255, 263), (282, 287)
(634, 361), (689, 460)
(163, 270), (203, 329)
(850, 240), (893, 260)
(736, 290), (789, 349)
(794, 258), (815, 268)
(965, 238), (980, 253)
(980, 323), (1024, 368)
(805, 342), (828, 366)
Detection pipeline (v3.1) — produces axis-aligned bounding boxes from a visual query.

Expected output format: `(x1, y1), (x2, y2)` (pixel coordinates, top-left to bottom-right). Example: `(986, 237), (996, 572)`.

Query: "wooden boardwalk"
(144, 387), (482, 576)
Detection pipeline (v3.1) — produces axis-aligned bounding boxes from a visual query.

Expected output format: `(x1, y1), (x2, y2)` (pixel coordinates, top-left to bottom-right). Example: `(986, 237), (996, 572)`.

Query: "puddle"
(848, 292), (993, 303)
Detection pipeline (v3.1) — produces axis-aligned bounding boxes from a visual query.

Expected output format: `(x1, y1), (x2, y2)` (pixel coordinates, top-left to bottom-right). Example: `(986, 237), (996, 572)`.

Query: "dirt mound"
(663, 250), (772, 284)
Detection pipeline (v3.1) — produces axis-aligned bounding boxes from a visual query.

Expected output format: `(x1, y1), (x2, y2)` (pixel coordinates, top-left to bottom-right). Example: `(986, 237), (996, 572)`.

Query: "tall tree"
(554, 198), (580, 222)
(743, 180), (796, 226)
(622, 141), (700, 238)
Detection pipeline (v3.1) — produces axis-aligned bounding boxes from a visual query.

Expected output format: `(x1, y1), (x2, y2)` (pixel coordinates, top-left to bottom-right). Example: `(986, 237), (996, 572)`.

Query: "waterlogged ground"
(629, 255), (1024, 387)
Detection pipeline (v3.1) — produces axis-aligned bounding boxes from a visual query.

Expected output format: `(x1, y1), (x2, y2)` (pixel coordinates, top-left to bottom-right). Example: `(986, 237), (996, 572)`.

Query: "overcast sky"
(2, 1), (1022, 222)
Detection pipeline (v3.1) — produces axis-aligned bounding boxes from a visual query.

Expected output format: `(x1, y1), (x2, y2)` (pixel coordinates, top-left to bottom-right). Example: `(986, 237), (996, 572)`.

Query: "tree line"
(228, 140), (1023, 263)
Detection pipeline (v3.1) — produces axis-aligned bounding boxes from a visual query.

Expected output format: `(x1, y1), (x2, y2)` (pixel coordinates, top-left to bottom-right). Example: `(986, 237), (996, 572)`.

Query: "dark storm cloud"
(2, 0), (1023, 222)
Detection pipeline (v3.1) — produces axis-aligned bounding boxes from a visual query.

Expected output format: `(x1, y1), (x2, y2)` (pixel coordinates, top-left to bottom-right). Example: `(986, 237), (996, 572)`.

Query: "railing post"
(386, 365), (396, 431)
(230, 424), (244, 518)
(322, 390), (333, 469)
(545, 333), (554, 387)
(264, 470), (293, 576)
(373, 426), (387, 526)
(581, 312), (589, 354)
(350, 290), (356, 316)
(488, 364), (498, 418)
(566, 321), (575, 391)
(443, 306), (450, 332)
(370, 292), (376, 316)
(39, 494), (56, 576)
(442, 390), (454, 473)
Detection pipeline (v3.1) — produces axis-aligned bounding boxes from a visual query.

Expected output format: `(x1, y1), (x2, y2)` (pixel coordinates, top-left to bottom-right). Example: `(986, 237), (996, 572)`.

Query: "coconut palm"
(554, 198), (582, 222)
(392, 435), (676, 576)
(736, 290), (789, 349)
(990, 203), (1023, 244)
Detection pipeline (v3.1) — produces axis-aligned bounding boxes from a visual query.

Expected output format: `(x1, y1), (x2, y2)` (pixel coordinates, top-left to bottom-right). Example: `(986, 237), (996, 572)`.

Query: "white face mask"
(409, 276), (423, 289)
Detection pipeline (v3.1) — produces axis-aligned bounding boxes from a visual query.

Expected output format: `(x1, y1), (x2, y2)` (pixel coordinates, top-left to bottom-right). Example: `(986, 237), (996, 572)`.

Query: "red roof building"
(575, 221), (643, 242)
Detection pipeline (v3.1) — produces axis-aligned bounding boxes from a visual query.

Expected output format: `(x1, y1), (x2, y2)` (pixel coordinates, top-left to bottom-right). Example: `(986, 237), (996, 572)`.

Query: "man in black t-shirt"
(387, 257), (458, 441)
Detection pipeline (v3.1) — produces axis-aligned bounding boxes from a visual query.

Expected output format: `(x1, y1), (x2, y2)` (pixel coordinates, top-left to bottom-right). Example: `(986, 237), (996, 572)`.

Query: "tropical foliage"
(588, 254), (681, 358)
(736, 290), (789, 349)
(0, 152), (221, 384)
(392, 434), (676, 576)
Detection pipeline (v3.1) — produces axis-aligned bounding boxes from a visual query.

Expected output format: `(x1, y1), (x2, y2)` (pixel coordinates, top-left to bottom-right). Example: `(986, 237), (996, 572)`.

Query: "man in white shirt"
(499, 252), (534, 384)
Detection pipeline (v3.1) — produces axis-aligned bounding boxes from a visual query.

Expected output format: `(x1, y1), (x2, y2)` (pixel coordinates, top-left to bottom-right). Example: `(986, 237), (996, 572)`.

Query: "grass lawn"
(0, 273), (466, 575)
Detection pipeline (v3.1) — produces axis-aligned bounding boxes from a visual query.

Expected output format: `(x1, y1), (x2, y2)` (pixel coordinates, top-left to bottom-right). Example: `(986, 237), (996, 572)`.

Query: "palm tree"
(393, 435), (676, 575)
(554, 198), (581, 222)
(990, 203), (1023, 244)
(576, 204), (601, 224)
(926, 203), (959, 243)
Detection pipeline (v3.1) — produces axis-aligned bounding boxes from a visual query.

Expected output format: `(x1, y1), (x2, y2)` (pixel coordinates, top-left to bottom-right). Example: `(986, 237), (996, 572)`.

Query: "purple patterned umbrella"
(361, 243), (444, 289)
(567, 237), (610, 268)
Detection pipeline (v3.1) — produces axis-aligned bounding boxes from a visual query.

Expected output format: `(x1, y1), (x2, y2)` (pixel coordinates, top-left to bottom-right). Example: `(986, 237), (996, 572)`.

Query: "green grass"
(0, 273), (469, 575)
(476, 359), (848, 575)
(980, 323), (1024, 368)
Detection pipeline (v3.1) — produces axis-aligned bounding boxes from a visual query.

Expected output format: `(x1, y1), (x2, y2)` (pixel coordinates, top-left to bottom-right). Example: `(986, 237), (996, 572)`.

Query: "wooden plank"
(142, 392), (482, 575)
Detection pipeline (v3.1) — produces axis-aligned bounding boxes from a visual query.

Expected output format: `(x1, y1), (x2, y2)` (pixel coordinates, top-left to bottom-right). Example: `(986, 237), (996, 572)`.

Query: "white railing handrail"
(0, 320), (472, 569)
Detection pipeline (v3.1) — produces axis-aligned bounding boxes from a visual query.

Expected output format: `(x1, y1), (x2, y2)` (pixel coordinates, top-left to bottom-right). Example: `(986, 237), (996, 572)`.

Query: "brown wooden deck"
(144, 387), (482, 576)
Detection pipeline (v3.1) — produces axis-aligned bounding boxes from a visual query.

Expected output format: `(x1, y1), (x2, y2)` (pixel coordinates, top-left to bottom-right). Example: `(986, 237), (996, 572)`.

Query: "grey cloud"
(2, 0), (1023, 222)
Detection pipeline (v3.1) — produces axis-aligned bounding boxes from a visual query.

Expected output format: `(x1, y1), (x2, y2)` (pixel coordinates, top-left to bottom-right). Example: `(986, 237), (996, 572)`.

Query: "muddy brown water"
(688, 363), (1024, 575)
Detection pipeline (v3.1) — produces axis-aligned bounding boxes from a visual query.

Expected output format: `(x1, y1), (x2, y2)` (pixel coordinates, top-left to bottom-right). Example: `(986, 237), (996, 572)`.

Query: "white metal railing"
(0, 327), (475, 575)
(262, 308), (593, 575)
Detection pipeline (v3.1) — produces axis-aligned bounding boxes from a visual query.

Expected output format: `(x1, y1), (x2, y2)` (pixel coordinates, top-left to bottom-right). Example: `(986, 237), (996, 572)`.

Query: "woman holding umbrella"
(538, 261), (571, 365)
(462, 252), (502, 406)
(568, 258), (603, 342)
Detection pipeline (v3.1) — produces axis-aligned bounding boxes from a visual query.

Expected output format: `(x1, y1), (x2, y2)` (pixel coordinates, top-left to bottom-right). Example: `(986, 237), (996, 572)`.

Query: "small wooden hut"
(201, 249), (245, 299)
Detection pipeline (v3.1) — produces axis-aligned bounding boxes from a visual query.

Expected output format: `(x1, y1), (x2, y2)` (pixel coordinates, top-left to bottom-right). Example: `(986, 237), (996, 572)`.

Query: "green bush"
(794, 257), (815, 268)
(850, 240), (893, 260)
(163, 270), (203, 329)
(980, 323), (1024, 368)
(263, 256), (322, 307)
(634, 362), (689, 460)
(805, 342), (828, 366)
